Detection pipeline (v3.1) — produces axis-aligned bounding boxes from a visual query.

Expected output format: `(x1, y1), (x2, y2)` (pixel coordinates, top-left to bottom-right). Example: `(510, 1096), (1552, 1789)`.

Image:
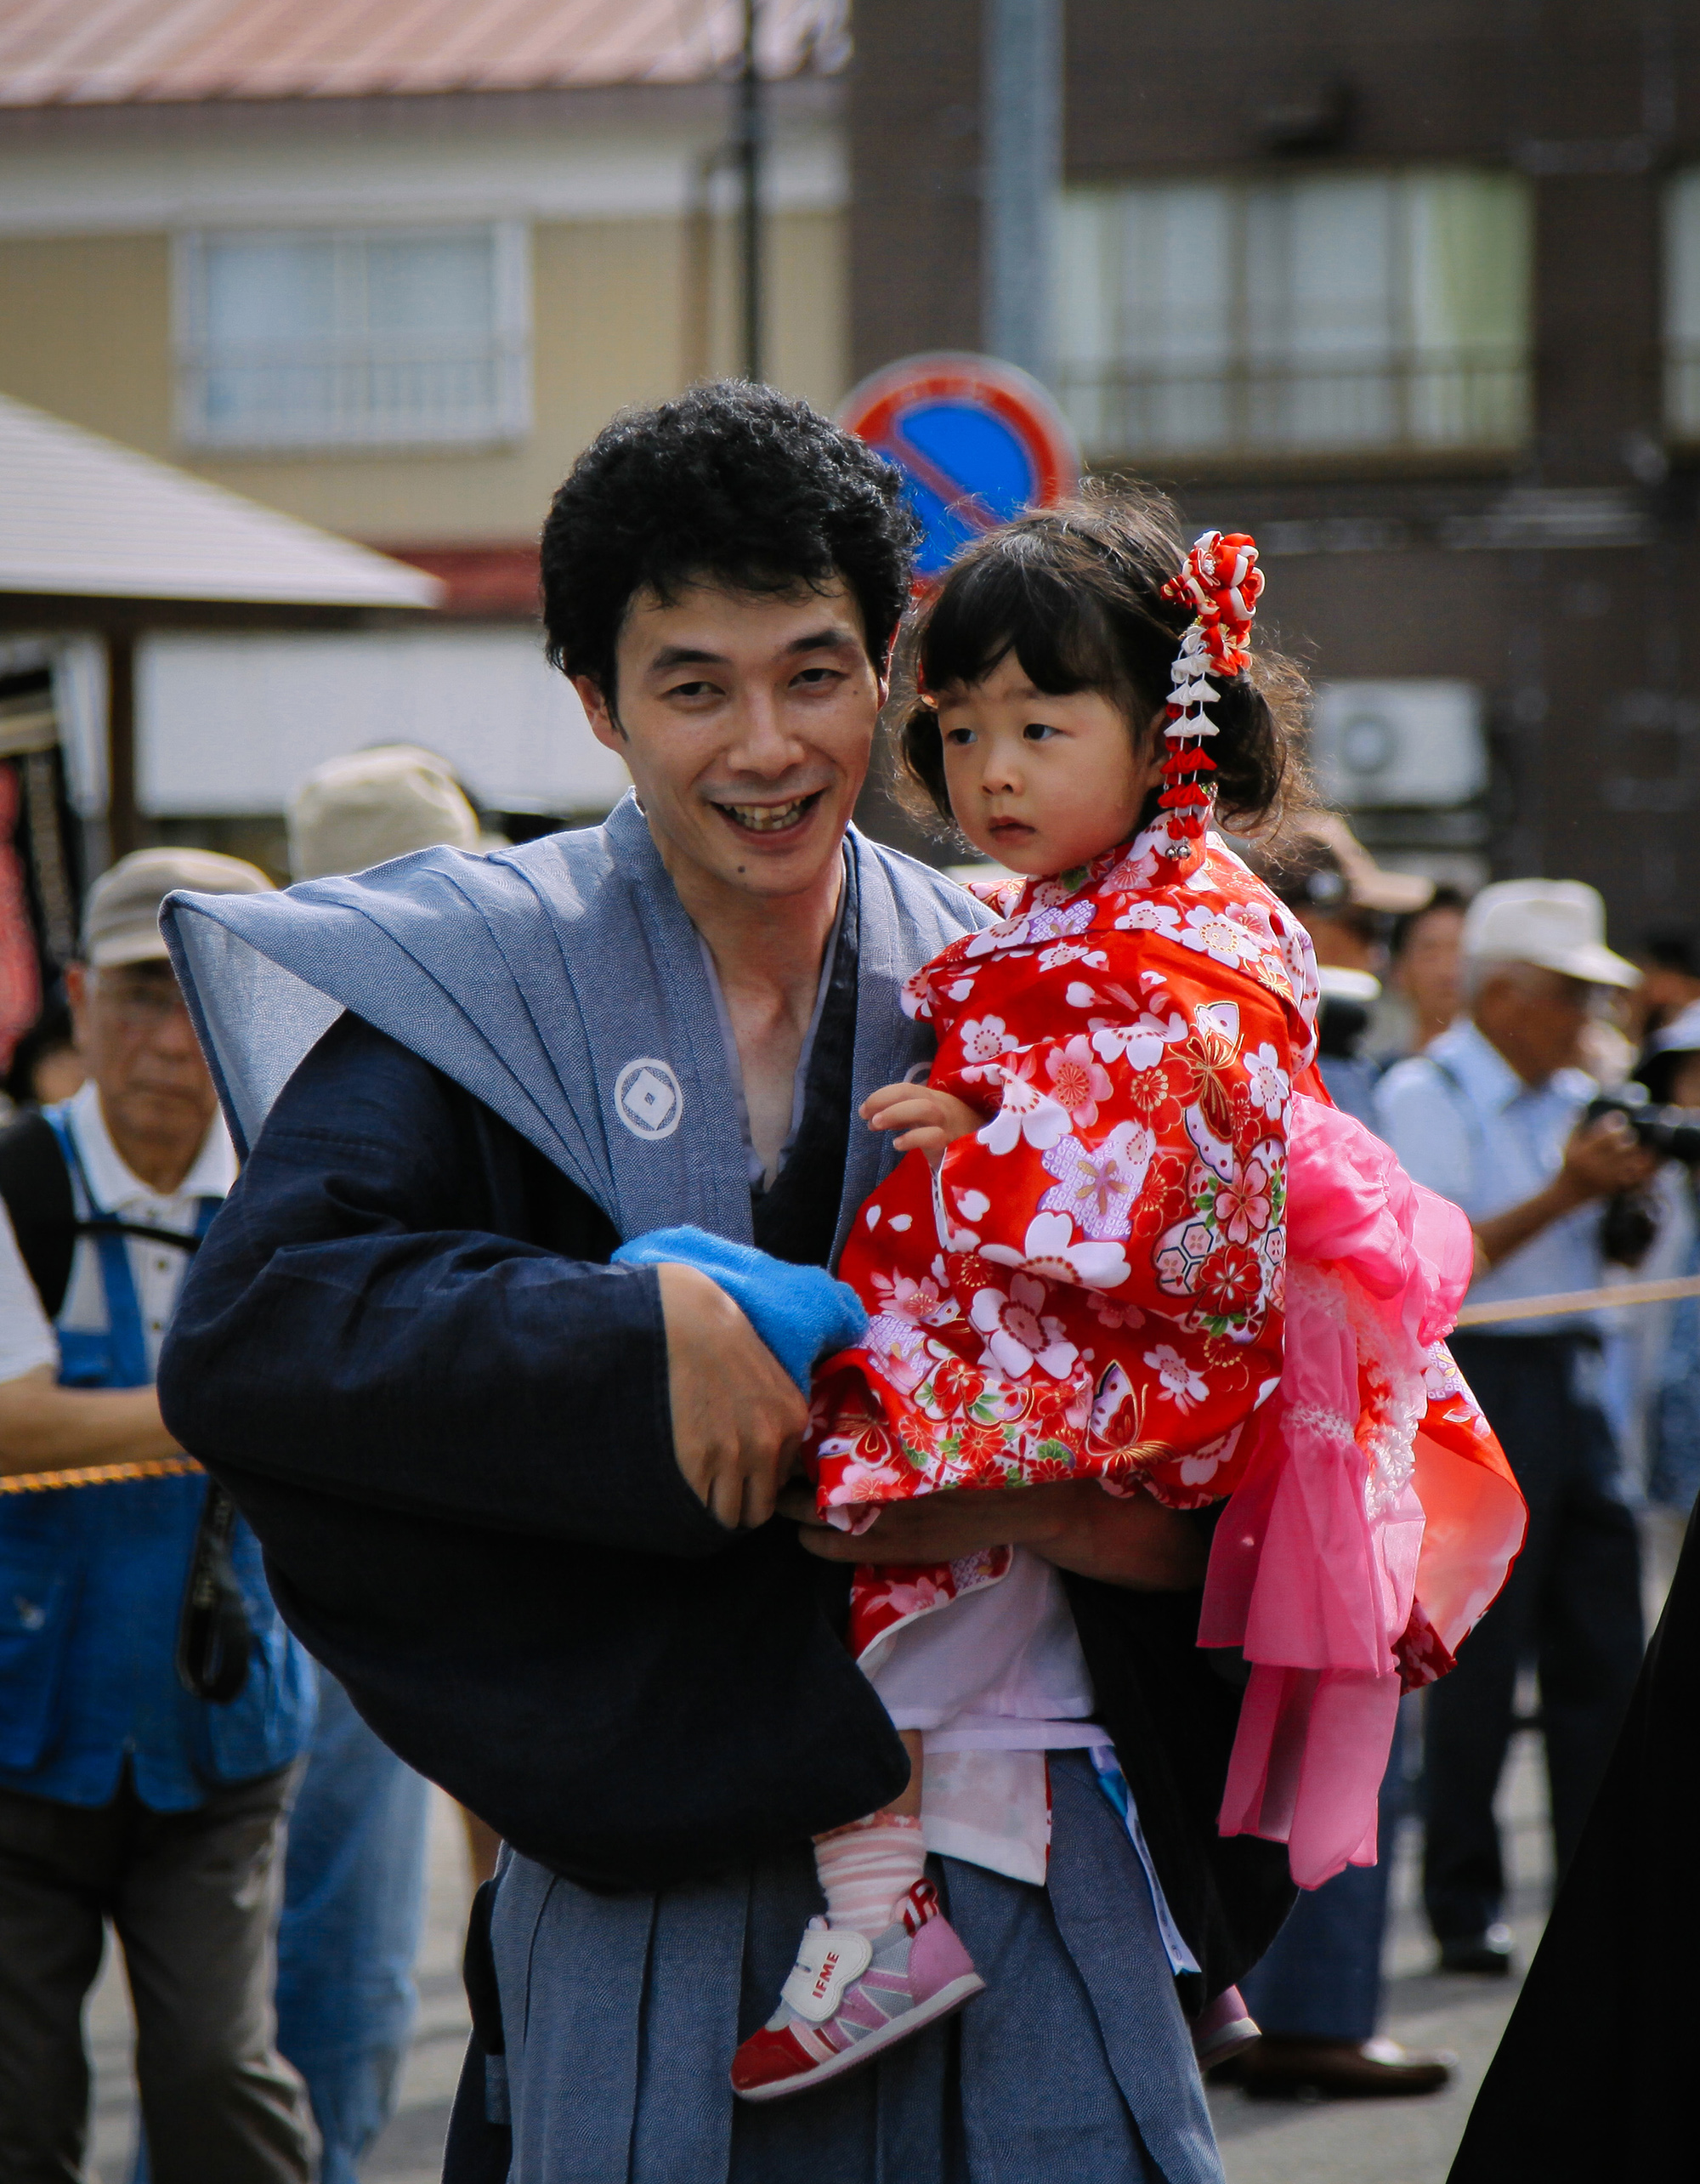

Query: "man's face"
(1394, 905), (1465, 1025)
(65, 959), (217, 1157)
(1472, 962), (1598, 1086)
(574, 576), (881, 908)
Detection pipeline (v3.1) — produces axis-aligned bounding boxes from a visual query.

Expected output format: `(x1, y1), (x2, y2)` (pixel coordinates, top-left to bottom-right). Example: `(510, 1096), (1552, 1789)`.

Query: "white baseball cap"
(1462, 879), (1639, 989)
(287, 745), (480, 882)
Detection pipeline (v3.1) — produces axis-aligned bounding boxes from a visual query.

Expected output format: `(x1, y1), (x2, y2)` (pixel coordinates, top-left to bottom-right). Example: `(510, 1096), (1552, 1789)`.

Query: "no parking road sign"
(839, 353), (1080, 581)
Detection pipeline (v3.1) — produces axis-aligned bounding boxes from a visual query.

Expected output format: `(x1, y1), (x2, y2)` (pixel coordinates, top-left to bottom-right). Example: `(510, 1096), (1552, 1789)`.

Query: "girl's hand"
(776, 1479), (1205, 1592)
(861, 1081), (983, 1161)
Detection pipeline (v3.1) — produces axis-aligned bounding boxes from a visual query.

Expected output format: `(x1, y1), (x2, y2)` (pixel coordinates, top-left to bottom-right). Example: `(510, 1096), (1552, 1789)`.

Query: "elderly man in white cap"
(0, 849), (316, 2183)
(1377, 880), (1656, 1979)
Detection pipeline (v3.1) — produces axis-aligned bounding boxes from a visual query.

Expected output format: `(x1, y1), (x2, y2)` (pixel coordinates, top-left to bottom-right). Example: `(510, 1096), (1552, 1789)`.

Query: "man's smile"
(711, 791), (824, 837)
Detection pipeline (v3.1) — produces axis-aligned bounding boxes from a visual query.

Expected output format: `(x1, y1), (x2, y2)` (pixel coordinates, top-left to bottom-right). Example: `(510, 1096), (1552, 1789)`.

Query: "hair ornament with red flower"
(1154, 530), (1264, 853)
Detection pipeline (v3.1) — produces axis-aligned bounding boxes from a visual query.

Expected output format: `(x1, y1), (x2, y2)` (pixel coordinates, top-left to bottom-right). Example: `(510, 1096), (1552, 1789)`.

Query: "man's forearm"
(1472, 1176), (1589, 1273)
(0, 1368), (179, 1476)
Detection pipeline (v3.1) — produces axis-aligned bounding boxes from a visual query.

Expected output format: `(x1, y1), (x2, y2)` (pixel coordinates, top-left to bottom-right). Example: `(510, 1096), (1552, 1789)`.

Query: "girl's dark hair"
(893, 488), (1311, 837)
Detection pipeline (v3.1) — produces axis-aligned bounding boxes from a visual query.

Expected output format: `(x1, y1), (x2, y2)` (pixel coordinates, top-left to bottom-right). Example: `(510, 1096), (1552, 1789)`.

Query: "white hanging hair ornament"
(1155, 530), (1264, 857)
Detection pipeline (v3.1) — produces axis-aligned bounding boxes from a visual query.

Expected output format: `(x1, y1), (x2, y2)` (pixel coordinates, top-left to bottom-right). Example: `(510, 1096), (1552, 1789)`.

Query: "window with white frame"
(1664, 173), (1700, 439)
(176, 225), (530, 451)
(1057, 171), (1532, 460)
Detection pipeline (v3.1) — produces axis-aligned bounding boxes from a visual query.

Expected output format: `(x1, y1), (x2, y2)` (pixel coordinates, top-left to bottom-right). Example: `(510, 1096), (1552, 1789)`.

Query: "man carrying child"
(159, 385), (1310, 2182)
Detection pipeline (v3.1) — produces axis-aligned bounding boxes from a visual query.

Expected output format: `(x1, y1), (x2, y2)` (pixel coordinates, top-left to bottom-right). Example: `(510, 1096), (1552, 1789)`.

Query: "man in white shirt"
(0, 848), (316, 2184)
(1376, 880), (1655, 1977)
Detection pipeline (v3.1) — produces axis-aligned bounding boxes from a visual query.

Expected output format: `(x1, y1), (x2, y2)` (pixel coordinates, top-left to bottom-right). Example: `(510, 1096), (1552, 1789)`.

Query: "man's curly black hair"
(540, 381), (919, 701)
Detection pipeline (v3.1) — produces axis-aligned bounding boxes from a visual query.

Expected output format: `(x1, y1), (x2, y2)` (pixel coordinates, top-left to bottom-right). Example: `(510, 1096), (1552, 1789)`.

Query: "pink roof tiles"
(0, 0), (847, 108)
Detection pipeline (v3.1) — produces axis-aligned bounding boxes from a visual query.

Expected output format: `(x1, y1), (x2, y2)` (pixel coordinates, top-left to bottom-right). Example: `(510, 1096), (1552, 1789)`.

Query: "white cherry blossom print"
(978, 1209), (1131, 1290)
(1244, 1041), (1291, 1120)
(1178, 903), (1265, 968)
(1038, 941), (1108, 973)
(979, 1076), (1073, 1155)
(954, 1188), (991, 1221)
(1044, 1036), (1114, 1127)
(969, 1272), (1080, 1379)
(1144, 1343), (1209, 1411)
(1090, 1007), (1187, 1069)
(1112, 899), (1183, 938)
(959, 1015), (1019, 1064)
(1039, 1121), (1156, 1239)
(1179, 1423), (1242, 1486)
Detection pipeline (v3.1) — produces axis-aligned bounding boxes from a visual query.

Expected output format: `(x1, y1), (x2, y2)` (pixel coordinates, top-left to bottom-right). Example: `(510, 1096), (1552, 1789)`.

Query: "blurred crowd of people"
(1221, 824), (1700, 2101)
(0, 746), (1694, 2165)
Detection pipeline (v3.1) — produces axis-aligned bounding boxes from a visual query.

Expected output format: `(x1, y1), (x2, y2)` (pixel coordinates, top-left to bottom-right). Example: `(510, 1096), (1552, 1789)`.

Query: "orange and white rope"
(0, 1455), (204, 1495)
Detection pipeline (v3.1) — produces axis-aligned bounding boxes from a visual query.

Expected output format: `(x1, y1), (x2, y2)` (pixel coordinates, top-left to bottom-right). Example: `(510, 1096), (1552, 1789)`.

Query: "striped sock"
(813, 1813), (927, 1938)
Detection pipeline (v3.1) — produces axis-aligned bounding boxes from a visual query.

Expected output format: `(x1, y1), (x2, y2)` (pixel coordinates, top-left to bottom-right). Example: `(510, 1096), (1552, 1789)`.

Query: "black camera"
(1585, 1094), (1700, 1167)
(1589, 1087), (1700, 1161)
(1587, 1093), (1700, 1266)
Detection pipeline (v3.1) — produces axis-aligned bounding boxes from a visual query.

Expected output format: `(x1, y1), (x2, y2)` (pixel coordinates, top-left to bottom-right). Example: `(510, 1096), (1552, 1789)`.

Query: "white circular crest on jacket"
(615, 1058), (683, 1141)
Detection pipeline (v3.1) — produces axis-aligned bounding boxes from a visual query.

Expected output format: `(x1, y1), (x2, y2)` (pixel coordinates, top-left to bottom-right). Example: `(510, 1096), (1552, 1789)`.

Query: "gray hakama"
(489, 1753), (1225, 2184)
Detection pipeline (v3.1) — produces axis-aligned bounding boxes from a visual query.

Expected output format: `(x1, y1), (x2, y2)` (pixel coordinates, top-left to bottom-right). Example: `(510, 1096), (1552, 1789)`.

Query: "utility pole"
(982, 0), (1062, 384)
(738, 0), (764, 382)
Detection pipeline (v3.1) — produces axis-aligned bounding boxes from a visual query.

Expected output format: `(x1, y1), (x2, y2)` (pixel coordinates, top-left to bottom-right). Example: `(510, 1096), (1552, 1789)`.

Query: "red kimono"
(805, 817), (1527, 1884)
(809, 821), (1319, 1523)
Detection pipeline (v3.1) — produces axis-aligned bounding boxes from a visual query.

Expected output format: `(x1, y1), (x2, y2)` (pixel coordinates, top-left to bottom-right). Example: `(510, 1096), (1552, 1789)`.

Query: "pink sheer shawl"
(1199, 1092), (1524, 1887)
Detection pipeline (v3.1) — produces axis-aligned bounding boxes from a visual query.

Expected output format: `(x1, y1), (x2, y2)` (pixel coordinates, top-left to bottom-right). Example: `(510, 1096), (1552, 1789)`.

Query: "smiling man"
(155, 385), (1284, 2184)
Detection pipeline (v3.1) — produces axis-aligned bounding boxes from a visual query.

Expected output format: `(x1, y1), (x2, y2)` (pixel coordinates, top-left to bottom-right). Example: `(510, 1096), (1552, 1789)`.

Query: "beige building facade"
(0, 3), (851, 849)
(0, 83), (848, 553)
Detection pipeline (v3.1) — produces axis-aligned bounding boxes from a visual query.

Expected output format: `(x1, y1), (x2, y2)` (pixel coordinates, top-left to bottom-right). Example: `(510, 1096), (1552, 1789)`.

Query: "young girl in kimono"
(730, 496), (1525, 2103)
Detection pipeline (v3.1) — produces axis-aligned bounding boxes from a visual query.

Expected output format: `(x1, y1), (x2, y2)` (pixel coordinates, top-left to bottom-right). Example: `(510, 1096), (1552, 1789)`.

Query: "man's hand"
(860, 1081), (983, 1162)
(778, 1479), (1206, 1592)
(656, 1263), (808, 1530)
(1558, 1110), (1660, 1200)
(1471, 1110), (1660, 1274)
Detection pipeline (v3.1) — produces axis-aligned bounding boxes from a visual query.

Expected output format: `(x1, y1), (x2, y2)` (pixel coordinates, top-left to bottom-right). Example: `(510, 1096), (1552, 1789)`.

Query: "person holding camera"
(1375, 881), (1655, 1978)
(0, 851), (316, 2184)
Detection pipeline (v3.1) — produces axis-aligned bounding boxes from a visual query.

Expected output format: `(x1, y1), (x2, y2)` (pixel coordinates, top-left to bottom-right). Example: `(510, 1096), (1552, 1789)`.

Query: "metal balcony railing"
(1056, 350), (1530, 461)
(178, 334), (530, 451)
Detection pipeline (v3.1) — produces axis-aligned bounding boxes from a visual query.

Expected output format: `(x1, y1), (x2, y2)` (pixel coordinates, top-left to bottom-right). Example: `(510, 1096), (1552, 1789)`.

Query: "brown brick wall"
(847, 0), (1700, 938)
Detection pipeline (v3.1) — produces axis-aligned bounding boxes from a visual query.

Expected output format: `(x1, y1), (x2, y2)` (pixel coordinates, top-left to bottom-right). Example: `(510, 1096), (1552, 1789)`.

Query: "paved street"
(85, 1720), (1550, 2184)
(1210, 1725), (1547, 2184)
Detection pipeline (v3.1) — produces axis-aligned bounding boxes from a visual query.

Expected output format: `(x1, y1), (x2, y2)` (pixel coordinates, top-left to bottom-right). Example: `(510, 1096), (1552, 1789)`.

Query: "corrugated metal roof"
(0, 392), (443, 608)
(0, 0), (846, 108)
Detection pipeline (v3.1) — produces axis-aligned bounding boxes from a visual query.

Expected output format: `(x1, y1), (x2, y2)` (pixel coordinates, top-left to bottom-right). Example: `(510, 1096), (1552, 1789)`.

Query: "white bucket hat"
(287, 745), (481, 882)
(1462, 879), (1639, 989)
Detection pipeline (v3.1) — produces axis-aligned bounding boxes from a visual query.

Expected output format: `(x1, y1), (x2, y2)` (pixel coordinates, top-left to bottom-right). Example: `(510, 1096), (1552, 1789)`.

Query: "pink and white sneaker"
(730, 1880), (985, 2102)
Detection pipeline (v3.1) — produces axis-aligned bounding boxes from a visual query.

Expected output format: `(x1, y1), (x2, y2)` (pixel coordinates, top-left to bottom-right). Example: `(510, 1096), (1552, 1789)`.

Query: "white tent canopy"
(0, 391), (441, 610)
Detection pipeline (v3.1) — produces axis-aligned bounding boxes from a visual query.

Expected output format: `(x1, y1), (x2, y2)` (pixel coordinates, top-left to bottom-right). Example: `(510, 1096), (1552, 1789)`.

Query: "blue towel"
(612, 1227), (868, 1393)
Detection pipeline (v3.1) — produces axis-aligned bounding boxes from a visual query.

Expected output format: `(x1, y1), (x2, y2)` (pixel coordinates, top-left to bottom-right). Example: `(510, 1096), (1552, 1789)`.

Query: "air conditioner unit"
(1309, 680), (1486, 808)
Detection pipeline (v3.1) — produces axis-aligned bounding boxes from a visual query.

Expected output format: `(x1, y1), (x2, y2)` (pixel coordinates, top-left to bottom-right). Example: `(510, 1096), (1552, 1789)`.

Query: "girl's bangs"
(917, 551), (1126, 699)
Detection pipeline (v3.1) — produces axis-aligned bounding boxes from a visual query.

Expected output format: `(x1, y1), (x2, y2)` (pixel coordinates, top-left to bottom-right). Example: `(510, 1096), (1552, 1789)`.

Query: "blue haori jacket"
(0, 1104), (314, 1810)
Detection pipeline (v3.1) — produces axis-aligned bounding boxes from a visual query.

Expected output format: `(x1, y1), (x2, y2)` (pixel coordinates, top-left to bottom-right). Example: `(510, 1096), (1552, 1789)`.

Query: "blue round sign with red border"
(838, 352), (1081, 581)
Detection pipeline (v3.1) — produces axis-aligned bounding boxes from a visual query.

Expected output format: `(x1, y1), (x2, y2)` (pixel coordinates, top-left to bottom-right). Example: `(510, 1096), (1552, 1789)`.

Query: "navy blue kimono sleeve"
(160, 1008), (729, 1561)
